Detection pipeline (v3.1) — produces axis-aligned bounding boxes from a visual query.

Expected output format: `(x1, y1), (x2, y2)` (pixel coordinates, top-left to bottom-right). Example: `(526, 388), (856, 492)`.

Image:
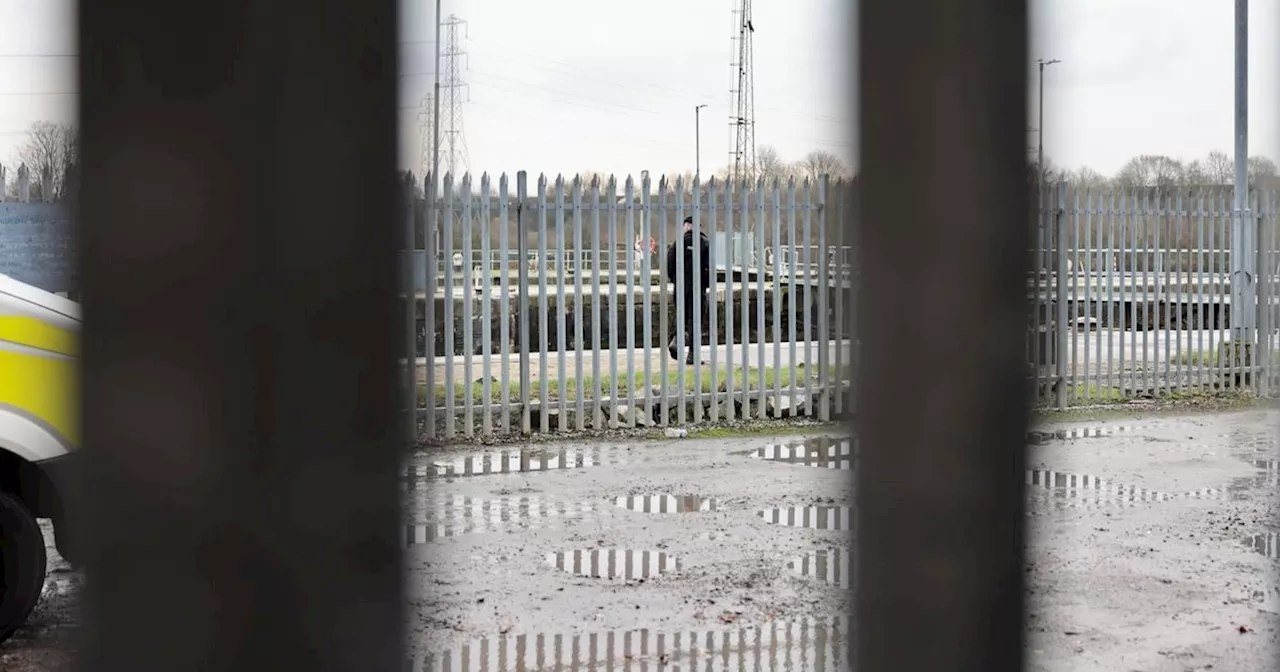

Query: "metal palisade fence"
(405, 175), (1280, 440)
(1029, 182), (1280, 408)
(404, 171), (858, 439)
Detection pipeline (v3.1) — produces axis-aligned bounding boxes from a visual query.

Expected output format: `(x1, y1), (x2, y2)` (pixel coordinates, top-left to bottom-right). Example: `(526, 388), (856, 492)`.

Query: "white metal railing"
(402, 174), (1280, 437)
(405, 172), (856, 440)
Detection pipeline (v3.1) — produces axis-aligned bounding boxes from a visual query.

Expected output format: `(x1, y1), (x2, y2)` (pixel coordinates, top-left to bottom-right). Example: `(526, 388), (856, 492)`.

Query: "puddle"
(758, 506), (854, 532)
(754, 437), (853, 470)
(1245, 459), (1280, 488)
(402, 446), (646, 483)
(404, 496), (594, 545)
(614, 494), (721, 514)
(1025, 469), (1176, 508)
(788, 549), (853, 589)
(414, 617), (852, 672)
(1244, 532), (1280, 560)
(1025, 469), (1243, 509)
(547, 549), (681, 580)
(1214, 459), (1280, 502)
(1026, 425), (1136, 444)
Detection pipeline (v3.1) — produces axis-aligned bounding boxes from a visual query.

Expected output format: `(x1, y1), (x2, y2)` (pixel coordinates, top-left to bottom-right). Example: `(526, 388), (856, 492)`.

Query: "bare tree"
(1203, 151), (1233, 186)
(1182, 159), (1209, 187)
(573, 171), (619, 200)
(665, 170), (697, 193)
(795, 150), (848, 183)
(59, 125), (79, 192)
(1248, 155), (1280, 191)
(15, 121), (78, 201)
(1069, 166), (1109, 190)
(1029, 155), (1066, 181)
(756, 145), (790, 183)
(1113, 154), (1184, 190)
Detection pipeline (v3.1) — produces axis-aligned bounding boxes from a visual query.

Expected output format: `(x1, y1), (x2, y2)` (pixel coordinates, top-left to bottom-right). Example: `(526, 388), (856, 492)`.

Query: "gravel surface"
(1, 522), (77, 672)
(4, 410), (1278, 670)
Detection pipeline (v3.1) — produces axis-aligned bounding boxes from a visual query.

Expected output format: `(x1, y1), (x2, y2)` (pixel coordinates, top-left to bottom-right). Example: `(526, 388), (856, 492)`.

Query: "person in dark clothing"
(666, 215), (712, 365)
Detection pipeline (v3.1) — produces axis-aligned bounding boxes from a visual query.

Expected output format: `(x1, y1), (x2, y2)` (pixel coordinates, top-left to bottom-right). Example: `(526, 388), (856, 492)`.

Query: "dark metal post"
(857, 0), (1029, 670)
(76, 1), (404, 669)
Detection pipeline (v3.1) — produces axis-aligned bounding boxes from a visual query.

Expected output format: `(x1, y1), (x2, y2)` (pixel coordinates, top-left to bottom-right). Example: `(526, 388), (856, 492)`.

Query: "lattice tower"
(728, 0), (756, 183)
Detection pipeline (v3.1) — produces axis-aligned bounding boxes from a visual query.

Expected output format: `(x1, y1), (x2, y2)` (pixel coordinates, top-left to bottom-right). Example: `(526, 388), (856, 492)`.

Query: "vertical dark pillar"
(76, 1), (404, 670)
(856, 1), (1029, 670)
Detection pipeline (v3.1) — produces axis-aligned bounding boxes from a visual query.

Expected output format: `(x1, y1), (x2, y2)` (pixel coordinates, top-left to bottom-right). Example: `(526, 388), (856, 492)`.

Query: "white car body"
(0, 273), (80, 463)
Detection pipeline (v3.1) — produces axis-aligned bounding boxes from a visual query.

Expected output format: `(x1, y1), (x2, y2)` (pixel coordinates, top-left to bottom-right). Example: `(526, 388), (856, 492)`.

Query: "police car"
(0, 273), (79, 644)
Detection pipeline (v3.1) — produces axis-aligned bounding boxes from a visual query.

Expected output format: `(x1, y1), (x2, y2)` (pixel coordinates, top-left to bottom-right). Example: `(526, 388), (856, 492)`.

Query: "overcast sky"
(0, 0), (1275, 180)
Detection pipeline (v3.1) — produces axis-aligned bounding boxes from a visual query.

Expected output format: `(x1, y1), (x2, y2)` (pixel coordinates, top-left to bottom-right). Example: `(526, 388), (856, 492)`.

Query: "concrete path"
(406, 339), (856, 386)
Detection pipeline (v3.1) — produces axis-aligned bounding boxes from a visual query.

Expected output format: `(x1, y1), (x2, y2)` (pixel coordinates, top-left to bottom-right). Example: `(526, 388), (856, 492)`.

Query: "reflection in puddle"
(1025, 469), (1176, 508)
(547, 549), (681, 580)
(1025, 469), (1245, 510)
(1216, 460), (1280, 502)
(754, 437), (853, 470)
(402, 446), (645, 483)
(414, 617), (852, 671)
(1247, 459), (1280, 488)
(1026, 425), (1136, 444)
(404, 496), (594, 545)
(1244, 532), (1280, 559)
(788, 549), (852, 589)
(758, 506), (853, 532)
(614, 494), (721, 514)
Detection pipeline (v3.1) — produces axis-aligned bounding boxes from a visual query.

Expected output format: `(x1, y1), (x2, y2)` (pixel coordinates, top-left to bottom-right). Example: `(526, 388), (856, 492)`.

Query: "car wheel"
(0, 490), (47, 645)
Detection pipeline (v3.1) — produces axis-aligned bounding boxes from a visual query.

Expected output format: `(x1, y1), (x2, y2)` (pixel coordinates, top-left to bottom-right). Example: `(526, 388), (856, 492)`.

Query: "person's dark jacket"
(666, 230), (712, 294)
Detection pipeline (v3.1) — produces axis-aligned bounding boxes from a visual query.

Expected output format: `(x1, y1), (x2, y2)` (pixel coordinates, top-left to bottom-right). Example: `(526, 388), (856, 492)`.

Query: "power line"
(465, 70), (668, 119)
(465, 100), (688, 152)
(453, 39), (852, 123)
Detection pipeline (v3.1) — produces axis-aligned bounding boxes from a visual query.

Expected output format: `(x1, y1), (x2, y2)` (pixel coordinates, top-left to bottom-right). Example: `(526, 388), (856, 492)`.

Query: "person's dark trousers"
(669, 288), (710, 364)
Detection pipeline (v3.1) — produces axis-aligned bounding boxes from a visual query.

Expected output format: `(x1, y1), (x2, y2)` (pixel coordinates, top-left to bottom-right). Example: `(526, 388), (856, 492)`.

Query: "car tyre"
(0, 490), (47, 646)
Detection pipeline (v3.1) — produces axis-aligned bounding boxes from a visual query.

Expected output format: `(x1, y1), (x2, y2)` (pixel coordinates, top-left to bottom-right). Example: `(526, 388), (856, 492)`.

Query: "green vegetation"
(1069, 384), (1125, 403)
(1169, 348), (1280, 368)
(416, 363), (839, 405)
(1038, 387), (1267, 424)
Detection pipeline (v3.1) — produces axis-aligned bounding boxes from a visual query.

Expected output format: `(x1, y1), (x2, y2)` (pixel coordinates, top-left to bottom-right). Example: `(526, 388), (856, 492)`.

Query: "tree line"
(577, 146), (852, 192)
(3, 121), (79, 202)
(1038, 150), (1280, 192)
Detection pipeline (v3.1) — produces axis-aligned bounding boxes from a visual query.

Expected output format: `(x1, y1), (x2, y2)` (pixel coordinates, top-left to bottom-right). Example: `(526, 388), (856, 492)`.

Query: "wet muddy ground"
(1024, 410), (1280, 671)
(2, 523), (77, 672)
(4, 410), (1279, 670)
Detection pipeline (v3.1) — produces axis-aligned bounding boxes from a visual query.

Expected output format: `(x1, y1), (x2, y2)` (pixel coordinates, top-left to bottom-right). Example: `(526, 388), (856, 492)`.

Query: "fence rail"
(1027, 183), (1280, 407)
(406, 174), (1280, 439)
(407, 172), (856, 439)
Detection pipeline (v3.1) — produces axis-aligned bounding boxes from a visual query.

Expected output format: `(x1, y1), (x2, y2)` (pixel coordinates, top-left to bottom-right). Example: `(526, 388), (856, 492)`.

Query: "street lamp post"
(695, 104), (708, 181)
(1231, 0), (1253, 342)
(1036, 58), (1060, 180)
